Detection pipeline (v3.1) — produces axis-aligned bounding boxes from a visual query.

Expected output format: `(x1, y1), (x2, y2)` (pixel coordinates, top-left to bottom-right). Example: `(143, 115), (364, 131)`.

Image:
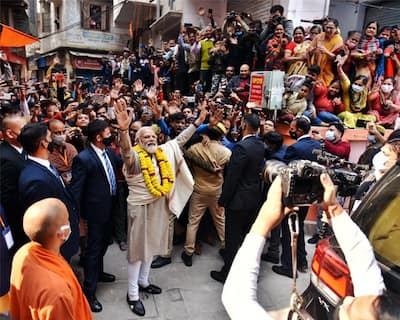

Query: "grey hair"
(135, 126), (156, 143)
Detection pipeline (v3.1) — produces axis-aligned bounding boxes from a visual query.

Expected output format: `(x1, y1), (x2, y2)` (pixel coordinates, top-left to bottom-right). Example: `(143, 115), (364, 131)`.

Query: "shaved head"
(23, 198), (69, 245)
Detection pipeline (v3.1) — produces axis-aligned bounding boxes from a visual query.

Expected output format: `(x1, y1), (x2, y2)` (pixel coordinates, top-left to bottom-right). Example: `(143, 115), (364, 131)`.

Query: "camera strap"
(287, 212), (315, 320)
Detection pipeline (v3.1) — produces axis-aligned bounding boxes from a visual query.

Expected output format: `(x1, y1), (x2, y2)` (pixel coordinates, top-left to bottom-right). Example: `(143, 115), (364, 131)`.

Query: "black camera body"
(226, 11), (237, 23)
(313, 148), (367, 197)
(328, 168), (362, 197)
(281, 160), (326, 207)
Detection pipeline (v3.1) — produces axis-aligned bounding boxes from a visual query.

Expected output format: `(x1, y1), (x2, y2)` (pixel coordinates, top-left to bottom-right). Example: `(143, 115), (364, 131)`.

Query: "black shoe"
(261, 253), (279, 264)
(272, 265), (297, 279)
(297, 265), (308, 273)
(218, 248), (225, 258)
(118, 241), (128, 251)
(151, 256), (171, 269)
(87, 296), (103, 313)
(139, 284), (162, 294)
(307, 234), (320, 244)
(98, 272), (116, 282)
(181, 251), (193, 267)
(210, 270), (227, 284)
(126, 294), (145, 316)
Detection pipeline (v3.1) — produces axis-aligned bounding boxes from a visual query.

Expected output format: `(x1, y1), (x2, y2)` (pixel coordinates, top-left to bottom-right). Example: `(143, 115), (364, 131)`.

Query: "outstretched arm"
(114, 98), (140, 173)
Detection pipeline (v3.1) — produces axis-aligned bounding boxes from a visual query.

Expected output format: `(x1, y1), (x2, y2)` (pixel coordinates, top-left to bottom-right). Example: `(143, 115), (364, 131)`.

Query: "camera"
(312, 149), (368, 197)
(263, 160), (325, 207)
(270, 15), (284, 27)
(281, 160), (326, 207)
(226, 10), (238, 23)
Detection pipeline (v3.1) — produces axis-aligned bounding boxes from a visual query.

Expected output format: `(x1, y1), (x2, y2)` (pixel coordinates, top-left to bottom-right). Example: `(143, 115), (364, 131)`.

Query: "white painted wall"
(37, 0), (130, 54)
(329, 0), (366, 37)
(286, 0), (330, 30)
(182, 0), (228, 28)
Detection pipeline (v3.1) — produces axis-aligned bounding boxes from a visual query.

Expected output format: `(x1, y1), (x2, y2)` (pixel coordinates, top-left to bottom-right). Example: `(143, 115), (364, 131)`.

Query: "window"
(81, 1), (111, 32)
(41, 1), (51, 33)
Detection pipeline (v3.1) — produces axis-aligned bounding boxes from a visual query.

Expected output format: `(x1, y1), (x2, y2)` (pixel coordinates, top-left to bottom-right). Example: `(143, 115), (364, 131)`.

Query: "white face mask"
(52, 134), (66, 146)
(325, 130), (336, 141)
(381, 84), (393, 93)
(351, 84), (364, 93)
(367, 134), (376, 144)
(58, 224), (71, 242)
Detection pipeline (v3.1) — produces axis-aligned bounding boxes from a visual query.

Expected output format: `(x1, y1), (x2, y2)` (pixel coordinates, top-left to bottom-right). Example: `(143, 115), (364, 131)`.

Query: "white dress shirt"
(91, 143), (114, 195)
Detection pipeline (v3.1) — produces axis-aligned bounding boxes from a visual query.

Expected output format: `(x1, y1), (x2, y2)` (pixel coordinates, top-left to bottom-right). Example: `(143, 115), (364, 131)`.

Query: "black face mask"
(103, 136), (114, 146)
(289, 131), (298, 140)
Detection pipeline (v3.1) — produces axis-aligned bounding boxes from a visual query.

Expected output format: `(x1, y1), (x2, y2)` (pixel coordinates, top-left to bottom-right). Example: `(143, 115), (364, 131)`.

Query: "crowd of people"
(1, 4), (400, 320)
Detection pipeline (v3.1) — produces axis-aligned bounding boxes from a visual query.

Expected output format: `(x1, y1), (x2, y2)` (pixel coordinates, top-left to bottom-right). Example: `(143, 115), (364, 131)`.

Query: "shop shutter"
(227, 0), (273, 24)
(364, 1), (400, 28)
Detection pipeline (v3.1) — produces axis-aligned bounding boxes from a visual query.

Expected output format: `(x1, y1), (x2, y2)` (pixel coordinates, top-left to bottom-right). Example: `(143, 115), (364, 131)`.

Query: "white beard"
(140, 141), (158, 154)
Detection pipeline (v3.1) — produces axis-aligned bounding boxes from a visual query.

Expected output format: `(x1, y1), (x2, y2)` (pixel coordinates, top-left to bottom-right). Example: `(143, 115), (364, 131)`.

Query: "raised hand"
(114, 98), (131, 130)
(148, 97), (162, 120)
(146, 86), (157, 102)
(208, 108), (224, 127)
(194, 101), (208, 127)
(133, 79), (144, 93)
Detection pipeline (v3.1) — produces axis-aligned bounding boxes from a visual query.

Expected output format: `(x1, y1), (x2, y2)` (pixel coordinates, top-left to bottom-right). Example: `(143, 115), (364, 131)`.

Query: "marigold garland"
(134, 144), (174, 197)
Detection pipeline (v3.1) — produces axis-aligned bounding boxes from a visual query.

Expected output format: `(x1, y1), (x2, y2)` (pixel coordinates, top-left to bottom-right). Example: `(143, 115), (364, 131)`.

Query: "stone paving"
(77, 239), (316, 320)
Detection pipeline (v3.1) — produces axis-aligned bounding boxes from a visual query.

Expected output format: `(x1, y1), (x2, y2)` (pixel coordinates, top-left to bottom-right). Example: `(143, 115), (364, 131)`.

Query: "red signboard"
(72, 56), (102, 70)
(249, 74), (264, 105)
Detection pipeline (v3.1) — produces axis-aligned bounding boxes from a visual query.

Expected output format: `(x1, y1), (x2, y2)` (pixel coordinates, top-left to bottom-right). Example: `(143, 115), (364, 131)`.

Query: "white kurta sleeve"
(222, 233), (274, 320)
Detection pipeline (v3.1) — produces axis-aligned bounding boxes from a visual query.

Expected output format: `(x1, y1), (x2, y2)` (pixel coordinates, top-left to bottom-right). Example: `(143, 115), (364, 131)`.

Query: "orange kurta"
(9, 242), (93, 320)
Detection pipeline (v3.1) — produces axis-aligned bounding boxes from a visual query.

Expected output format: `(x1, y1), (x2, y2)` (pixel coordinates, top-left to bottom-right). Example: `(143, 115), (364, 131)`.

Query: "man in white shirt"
(222, 174), (399, 320)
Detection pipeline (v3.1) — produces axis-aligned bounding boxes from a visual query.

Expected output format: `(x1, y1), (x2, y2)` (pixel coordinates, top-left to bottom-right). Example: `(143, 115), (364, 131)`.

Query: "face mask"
(59, 224), (71, 243)
(103, 136), (114, 146)
(351, 84), (364, 93)
(381, 84), (393, 93)
(325, 130), (336, 141)
(289, 131), (298, 140)
(52, 134), (66, 146)
(367, 134), (376, 144)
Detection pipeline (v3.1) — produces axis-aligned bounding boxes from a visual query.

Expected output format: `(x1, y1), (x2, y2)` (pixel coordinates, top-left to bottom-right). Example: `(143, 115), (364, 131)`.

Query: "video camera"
(263, 160), (326, 207)
(226, 11), (238, 23)
(312, 149), (369, 197)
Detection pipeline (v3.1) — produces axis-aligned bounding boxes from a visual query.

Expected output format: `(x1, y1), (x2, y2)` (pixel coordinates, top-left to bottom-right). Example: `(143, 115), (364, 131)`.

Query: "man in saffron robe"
(9, 198), (93, 320)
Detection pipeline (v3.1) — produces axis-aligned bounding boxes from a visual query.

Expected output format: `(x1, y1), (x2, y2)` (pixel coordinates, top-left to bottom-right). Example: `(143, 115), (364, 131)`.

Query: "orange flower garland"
(134, 144), (174, 197)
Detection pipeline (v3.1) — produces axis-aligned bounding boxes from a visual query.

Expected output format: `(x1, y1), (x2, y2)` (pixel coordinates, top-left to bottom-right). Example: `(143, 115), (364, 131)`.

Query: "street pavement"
(71, 238), (316, 320)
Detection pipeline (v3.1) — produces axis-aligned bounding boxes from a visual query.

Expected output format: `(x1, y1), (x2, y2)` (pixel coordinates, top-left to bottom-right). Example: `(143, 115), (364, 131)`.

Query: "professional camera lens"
(263, 160), (288, 184)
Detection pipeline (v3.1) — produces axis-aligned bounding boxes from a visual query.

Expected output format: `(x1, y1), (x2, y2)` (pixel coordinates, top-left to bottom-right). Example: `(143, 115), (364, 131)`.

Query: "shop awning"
(69, 50), (110, 59)
(0, 23), (38, 47)
(114, 0), (156, 27)
(149, 11), (182, 35)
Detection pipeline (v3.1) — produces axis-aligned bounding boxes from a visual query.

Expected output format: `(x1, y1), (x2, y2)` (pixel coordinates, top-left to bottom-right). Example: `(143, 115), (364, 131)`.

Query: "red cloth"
(313, 84), (344, 114)
(325, 140), (351, 160)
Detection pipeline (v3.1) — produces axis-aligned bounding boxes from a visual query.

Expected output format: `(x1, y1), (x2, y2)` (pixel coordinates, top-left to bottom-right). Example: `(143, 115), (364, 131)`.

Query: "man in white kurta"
(115, 98), (213, 316)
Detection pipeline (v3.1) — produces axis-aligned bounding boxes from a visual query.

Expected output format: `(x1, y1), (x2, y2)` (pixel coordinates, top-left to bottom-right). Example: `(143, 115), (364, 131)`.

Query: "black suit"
(70, 146), (122, 298)
(18, 159), (80, 261)
(0, 141), (28, 251)
(218, 135), (265, 273)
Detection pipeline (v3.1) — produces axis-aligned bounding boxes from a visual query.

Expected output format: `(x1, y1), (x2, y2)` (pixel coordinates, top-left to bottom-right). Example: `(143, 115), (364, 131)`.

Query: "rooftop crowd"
(1, 4), (400, 320)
